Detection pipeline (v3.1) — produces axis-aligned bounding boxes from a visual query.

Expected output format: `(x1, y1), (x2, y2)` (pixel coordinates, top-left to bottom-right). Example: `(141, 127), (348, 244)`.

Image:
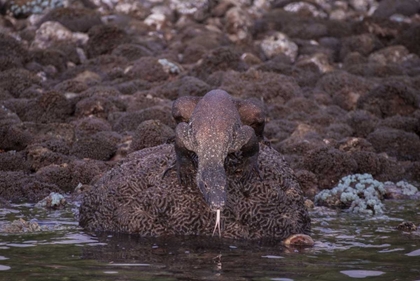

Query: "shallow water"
(0, 200), (419, 281)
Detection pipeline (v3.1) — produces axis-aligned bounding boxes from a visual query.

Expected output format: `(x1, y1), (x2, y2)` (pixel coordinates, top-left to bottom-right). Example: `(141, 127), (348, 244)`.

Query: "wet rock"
(73, 116), (112, 139)
(373, 0), (420, 19)
(182, 43), (207, 64)
(295, 169), (319, 199)
(20, 122), (75, 144)
(112, 105), (175, 133)
(35, 158), (111, 192)
(406, 161), (420, 182)
(394, 24), (420, 56)
(21, 91), (73, 123)
(125, 57), (170, 82)
(279, 1), (327, 18)
(276, 124), (324, 156)
(339, 33), (383, 61)
(286, 97), (320, 116)
(70, 132), (117, 161)
(38, 7), (102, 33)
(219, 70), (301, 104)
(129, 119), (174, 152)
(259, 32), (298, 62)
(378, 115), (420, 134)
(0, 150), (31, 172)
(346, 110), (379, 138)
(54, 79), (89, 93)
(343, 51), (368, 68)
(26, 143), (72, 171)
(0, 171), (61, 202)
(385, 181), (419, 199)
(114, 79), (151, 95)
(315, 173), (386, 215)
(224, 5), (253, 43)
(0, 218), (44, 233)
(32, 21), (88, 50)
(396, 221), (417, 232)
(0, 68), (41, 98)
(315, 71), (373, 99)
(336, 137), (375, 153)
(86, 25), (131, 58)
(177, 76), (211, 97)
(75, 95), (119, 119)
(332, 86), (364, 111)
(351, 151), (382, 176)
(28, 48), (68, 74)
(264, 118), (297, 143)
(309, 105), (348, 128)
(0, 124), (34, 151)
(367, 128), (420, 161)
(190, 47), (247, 80)
(111, 43), (154, 60)
(346, 62), (407, 77)
(295, 52), (333, 74)
(0, 33), (28, 70)
(303, 147), (358, 189)
(368, 45), (412, 65)
(157, 58), (183, 75)
(0, 105), (21, 127)
(283, 233), (315, 247)
(35, 192), (66, 209)
(357, 82), (419, 118)
(324, 123), (354, 140)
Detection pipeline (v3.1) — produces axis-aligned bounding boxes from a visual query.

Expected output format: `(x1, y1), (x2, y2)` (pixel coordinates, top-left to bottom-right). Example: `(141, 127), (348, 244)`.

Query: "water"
(0, 200), (419, 281)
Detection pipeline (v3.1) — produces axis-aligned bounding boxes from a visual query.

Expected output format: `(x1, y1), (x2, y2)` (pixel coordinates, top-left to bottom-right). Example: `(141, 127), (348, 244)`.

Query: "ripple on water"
(48, 233), (104, 245)
(341, 270), (385, 278)
(6, 243), (36, 248)
(261, 255), (284, 259)
(0, 265), (11, 271)
(406, 249), (420, 256)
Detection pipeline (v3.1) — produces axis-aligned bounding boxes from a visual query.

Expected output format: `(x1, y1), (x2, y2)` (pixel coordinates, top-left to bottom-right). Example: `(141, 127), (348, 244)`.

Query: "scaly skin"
(174, 89), (260, 212)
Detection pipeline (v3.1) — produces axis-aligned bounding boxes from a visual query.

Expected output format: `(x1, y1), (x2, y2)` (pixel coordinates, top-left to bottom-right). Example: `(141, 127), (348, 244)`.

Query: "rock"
(35, 192), (66, 209)
(259, 32), (298, 62)
(396, 221), (417, 232)
(32, 21), (88, 50)
(315, 173), (387, 215)
(283, 233), (315, 247)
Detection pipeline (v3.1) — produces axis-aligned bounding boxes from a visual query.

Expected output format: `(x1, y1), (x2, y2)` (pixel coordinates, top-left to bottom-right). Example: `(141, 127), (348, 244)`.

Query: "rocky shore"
(0, 0), (419, 211)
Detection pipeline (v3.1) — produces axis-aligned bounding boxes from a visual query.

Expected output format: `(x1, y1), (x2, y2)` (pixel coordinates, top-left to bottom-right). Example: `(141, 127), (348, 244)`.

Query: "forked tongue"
(212, 209), (221, 237)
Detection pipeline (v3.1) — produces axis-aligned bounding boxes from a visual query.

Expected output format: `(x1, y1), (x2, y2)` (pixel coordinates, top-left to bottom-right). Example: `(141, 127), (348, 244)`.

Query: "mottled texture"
(0, 68), (41, 98)
(38, 7), (102, 32)
(173, 90), (260, 210)
(129, 119), (174, 152)
(2, 0), (65, 17)
(0, 171), (61, 202)
(70, 131), (118, 161)
(23, 92), (72, 123)
(86, 25), (131, 58)
(357, 82), (420, 118)
(79, 143), (310, 240)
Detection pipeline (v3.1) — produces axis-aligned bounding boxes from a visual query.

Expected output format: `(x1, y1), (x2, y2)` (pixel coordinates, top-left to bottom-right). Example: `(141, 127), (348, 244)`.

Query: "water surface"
(0, 200), (419, 280)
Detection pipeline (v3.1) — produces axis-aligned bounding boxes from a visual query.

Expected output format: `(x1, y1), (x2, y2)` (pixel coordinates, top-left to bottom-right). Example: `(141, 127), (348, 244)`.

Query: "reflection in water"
(406, 249), (420, 256)
(0, 265), (11, 271)
(0, 200), (418, 280)
(341, 270), (385, 278)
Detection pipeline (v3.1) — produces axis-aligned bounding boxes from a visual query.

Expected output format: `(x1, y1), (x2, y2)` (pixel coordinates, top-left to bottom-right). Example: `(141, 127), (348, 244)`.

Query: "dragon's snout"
(197, 166), (227, 211)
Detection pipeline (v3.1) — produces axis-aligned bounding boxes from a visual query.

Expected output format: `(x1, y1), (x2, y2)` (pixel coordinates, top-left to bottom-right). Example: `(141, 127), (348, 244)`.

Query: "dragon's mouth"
(212, 209), (222, 237)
